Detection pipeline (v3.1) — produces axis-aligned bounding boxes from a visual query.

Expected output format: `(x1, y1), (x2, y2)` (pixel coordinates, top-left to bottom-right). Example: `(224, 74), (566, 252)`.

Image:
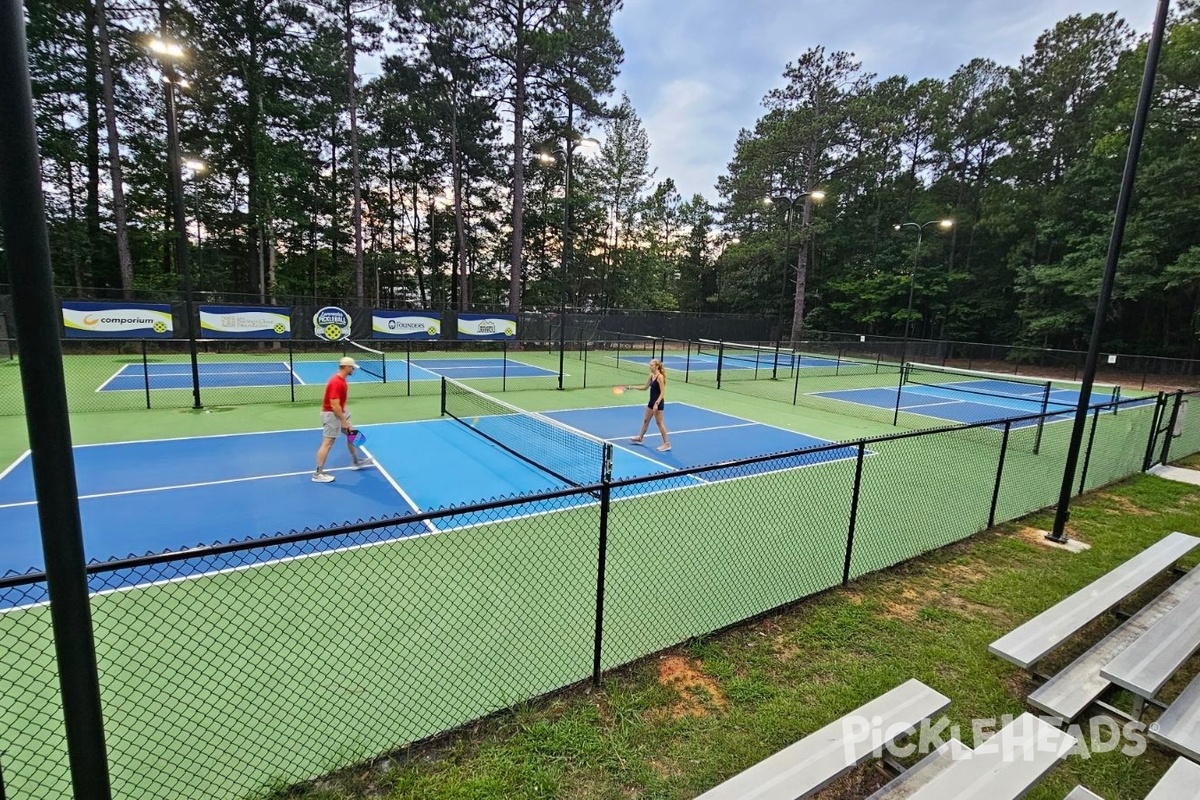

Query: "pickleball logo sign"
(314, 306), (351, 341)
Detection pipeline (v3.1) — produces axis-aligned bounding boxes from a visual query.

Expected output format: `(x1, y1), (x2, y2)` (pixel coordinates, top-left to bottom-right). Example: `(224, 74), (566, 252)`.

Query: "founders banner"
(372, 311), (441, 340)
(199, 305), (291, 339)
(62, 301), (173, 339)
(457, 313), (517, 340)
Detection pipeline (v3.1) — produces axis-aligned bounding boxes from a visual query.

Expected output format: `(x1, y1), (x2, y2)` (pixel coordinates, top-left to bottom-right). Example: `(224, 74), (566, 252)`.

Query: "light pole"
(764, 188), (825, 379)
(893, 219), (954, 369)
(150, 33), (202, 410)
(543, 135), (599, 390)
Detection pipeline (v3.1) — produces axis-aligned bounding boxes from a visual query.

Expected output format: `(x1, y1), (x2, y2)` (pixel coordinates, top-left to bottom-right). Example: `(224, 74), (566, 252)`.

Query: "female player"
(625, 358), (671, 452)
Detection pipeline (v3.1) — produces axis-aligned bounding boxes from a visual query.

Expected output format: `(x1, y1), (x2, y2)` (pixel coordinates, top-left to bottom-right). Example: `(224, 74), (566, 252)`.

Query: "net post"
(1160, 389), (1184, 465)
(1078, 406), (1102, 494)
(591, 472), (612, 687)
(989, 421), (1012, 528)
(792, 349), (801, 406)
(439, 375), (447, 416)
(142, 339), (150, 409)
(381, 345), (387, 384)
(716, 341), (724, 389)
(288, 339), (295, 403)
(502, 339), (509, 391)
(582, 340), (589, 388)
(891, 362), (907, 426)
(771, 337), (781, 381)
(1143, 391), (1167, 471)
(841, 442), (867, 585)
(1033, 380), (1051, 455)
(684, 339), (692, 383)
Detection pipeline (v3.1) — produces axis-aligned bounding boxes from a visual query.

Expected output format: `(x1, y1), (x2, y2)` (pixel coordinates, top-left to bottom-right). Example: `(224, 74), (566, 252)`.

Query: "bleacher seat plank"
(695, 679), (950, 800)
(1148, 671), (1200, 762)
(1099, 578), (1200, 701)
(901, 713), (1077, 800)
(1144, 757), (1200, 800)
(1029, 565), (1200, 722)
(865, 739), (970, 800)
(989, 532), (1199, 669)
(1063, 787), (1103, 800)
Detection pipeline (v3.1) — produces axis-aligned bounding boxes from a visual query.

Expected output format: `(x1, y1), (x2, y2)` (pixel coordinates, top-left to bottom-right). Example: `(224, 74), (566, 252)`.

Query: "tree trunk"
(789, 195), (814, 346)
(84, 1), (102, 290)
(508, 45), (528, 313)
(344, 0), (365, 306)
(451, 107), (469, 311)
(94, 0), (134, 299)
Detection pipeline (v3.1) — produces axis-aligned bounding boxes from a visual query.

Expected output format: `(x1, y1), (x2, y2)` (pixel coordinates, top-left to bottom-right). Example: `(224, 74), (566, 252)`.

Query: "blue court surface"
(814, 380), (1121, 427)
(0, 403), (858, 608)
(97, 357), (558, 391)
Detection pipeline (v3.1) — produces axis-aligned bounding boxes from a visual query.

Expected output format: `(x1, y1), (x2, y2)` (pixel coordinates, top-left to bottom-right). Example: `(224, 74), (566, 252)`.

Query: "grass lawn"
(271, 472), (1200, 800)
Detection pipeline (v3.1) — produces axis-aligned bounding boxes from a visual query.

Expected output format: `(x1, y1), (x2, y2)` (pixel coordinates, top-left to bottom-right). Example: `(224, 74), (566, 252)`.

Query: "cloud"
(612, 0), (1152, 204)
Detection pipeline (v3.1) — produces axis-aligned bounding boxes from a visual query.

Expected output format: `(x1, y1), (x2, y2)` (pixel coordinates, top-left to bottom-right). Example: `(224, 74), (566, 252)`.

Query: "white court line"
(0, 466), (368, 510)
(0, 450), (31, 483)
(362, 446), (438, 535)
(899, 400), (962, 410)
(94, 363), (131, 393)
(671, 400), (844, 446)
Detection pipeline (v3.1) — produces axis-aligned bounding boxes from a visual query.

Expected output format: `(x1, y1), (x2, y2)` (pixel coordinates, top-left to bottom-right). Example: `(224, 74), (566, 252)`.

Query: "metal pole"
(1049, 0), (1170, 542)
(558, 138), (573, 391)
(0, 5), (113, 796)
(157, 11), (202, 409)
(898, 228), (923, 371)
(773, 201), (794, 381)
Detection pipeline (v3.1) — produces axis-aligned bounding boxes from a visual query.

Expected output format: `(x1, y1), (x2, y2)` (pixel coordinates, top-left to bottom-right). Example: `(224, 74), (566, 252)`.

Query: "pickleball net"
(441, 377), (613, 488)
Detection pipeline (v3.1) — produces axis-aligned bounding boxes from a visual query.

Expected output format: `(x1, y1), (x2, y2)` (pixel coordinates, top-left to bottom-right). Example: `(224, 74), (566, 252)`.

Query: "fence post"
(288, 339), (295, 404)
(142, 339), (151, 409)
(1142, 392), (1167, 471)
(1160, 390), (1185, 466)
(582, 340), (589, 388)
(842, 442), (867, 585)
(502, 339), (508, 392)
(406, 340), (412, 397)
(1078, 407), (1102, 495)
(591, 478), (612, 687)
(989, 421), (1012, 528)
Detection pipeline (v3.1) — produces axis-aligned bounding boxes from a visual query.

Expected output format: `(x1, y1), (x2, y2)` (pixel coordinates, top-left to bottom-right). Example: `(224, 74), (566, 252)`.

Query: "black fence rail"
(1, 390), (1194, 799)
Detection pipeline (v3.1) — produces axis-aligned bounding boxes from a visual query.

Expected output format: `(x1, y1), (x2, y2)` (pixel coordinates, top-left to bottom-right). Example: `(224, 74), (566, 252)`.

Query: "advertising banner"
(62, 301), (173, 339)
(372, 311), (441, 340)
(457, 313), (517, 340)
(199, 305), (291, 338)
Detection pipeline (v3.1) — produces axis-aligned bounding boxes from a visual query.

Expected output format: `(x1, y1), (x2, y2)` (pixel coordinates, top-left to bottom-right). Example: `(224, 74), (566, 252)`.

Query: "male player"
(313, 356), (372, 483)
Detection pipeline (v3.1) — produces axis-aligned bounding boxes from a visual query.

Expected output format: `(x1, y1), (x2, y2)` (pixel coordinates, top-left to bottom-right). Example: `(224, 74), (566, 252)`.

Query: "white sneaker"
(351, 457), (374, 470)
(656, 444), (672, 452)
(312, 471), (335, 483)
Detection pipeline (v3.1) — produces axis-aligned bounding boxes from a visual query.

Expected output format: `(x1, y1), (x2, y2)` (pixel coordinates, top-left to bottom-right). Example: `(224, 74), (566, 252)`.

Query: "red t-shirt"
(322, 374), (348, 412)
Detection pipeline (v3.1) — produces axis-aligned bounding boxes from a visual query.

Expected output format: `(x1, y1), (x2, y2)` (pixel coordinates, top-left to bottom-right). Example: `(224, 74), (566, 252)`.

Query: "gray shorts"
(320, 410), (350, 438)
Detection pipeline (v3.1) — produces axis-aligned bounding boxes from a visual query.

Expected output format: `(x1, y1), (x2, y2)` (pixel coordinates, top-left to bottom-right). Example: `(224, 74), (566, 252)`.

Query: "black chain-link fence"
(2, 388), (1194, 799)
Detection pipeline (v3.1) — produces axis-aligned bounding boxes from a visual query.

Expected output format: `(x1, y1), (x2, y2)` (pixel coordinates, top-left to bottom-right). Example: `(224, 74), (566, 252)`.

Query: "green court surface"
(0, 352), (1176, 798)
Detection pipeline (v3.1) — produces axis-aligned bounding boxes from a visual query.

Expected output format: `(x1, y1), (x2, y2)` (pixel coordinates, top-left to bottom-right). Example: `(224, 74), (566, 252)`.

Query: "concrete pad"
(1150, 464), (1200, 486)
(1030, 531), (1092, 553)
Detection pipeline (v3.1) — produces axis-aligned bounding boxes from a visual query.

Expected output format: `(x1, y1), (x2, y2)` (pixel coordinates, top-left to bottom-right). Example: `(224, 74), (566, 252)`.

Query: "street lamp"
(549, 134), (599, 390)
(892, 218), (953, 424)
(765, 188), (825, 379)
(149, 32), (202, 409)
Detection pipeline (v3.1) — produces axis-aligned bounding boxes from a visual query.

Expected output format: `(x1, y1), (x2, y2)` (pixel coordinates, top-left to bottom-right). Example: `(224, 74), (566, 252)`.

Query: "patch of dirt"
(648, 758), (683, 779)
(880, 585), (1002, 623)
(1013, 525), (1092, 547)
(653, 656), (727, 720)
(942, 562), (990, 583)
(1097, 494), (1155, 516)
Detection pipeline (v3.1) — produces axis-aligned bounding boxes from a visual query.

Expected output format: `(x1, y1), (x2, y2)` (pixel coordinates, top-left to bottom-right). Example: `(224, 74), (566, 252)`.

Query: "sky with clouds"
(608, 0), (1155, 203)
